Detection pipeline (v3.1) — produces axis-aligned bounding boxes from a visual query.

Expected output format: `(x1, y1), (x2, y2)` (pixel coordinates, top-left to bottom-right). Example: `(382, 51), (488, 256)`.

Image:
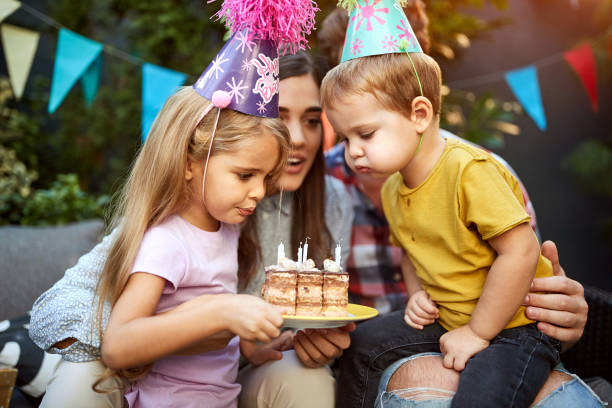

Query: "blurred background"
(1, 0), (610, 290)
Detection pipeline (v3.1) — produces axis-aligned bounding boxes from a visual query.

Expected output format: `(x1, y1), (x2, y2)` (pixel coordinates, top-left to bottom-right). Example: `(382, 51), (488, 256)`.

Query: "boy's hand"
(226, 294), (283, 343)
(404, 290), (439, 329)
(241, 331), (294, 366)
(440, 325), (489, 372)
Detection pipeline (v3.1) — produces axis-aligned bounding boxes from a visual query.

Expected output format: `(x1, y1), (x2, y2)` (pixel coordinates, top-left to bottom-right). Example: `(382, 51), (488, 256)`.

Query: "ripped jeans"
(375, 354), (606, 408)
(337, 310), (561, 408)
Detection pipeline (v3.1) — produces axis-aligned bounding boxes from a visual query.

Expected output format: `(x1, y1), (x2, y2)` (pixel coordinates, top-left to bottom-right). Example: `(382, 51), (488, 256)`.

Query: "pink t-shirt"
(124, 214), (241, 408)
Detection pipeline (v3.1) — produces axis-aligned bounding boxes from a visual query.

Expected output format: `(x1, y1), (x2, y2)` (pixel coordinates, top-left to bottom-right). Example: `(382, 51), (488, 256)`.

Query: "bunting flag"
(564, 44), (598, 111)
(0, 0), (20, 23)
(80, 54), (102, 106)
(504, 66), (547, 131)
(141, 63), (186, 141)
(48, 28), (103, 113)
(1, 24), (39, 99)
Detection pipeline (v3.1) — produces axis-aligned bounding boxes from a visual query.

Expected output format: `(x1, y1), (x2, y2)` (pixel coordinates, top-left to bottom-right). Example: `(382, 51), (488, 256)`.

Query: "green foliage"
(566, 140), (612, 198)
(565, 139), (612, 239)
(3, 0), (519, 226)
(441, 90), (521, 148)
(0, 145), (38, 225)
(426, 0), (511, 59)
(21, 174), (110, 226)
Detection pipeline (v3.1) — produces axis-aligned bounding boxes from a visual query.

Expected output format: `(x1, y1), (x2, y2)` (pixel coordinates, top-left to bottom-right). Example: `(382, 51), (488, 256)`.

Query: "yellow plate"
(282, 304), (379, 329)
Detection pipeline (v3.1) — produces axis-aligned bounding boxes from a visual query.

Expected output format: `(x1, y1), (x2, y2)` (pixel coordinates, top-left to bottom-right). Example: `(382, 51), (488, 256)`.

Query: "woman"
(235, 50), (354, 408)
(28, 51), (353, 408)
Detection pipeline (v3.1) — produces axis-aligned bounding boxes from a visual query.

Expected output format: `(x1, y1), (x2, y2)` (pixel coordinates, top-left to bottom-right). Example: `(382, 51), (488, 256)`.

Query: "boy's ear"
(410, 96), (434, 134)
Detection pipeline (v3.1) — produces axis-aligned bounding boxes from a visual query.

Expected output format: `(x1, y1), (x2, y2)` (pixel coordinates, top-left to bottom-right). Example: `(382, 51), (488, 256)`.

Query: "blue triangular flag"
(142, 63), (187, 141)
(48, 28), (103, 114)
(80, 54), (102, 107)
(504, 65), (547, 131)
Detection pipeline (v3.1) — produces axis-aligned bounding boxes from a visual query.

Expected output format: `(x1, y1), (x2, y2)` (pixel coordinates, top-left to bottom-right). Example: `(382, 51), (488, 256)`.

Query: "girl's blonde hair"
(321, 52), (442, 117)
(94, 86), (288, 381)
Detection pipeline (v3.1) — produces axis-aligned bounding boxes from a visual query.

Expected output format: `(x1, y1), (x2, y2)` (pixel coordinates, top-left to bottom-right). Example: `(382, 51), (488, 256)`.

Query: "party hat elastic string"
(399, 39), (425, 158)
(200, 90), (231, 205)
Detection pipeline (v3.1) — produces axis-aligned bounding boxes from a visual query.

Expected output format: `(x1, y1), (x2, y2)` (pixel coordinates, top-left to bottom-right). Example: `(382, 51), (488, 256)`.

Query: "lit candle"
(303, 238), (309, 262)
(298, 242), (303, 265)
(335, 243), (341, 264)
(277, 242), (284, 265)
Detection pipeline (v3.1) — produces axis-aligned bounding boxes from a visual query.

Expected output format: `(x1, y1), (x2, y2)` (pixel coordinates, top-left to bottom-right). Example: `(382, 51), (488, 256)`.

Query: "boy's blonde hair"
(95, 87), (289, 378)
(321, 52), (442, 118)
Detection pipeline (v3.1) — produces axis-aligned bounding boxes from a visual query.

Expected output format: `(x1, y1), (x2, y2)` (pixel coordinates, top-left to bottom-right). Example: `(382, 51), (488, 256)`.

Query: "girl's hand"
(240, 331), (294, 366)
(404, 290), (439, 329)
(226, 294), (283, 343)
(440, 325), (489, 372)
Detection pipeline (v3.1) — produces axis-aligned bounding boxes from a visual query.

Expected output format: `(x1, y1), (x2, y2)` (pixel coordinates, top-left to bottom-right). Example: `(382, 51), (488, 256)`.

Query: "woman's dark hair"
(238, 51), (333, 289)
(280, 51), (333, 267)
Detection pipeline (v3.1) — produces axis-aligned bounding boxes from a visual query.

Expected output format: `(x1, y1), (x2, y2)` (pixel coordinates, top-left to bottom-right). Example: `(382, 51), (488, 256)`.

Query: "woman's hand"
(226, 294), (284, 343)
(293, 323), (355, 368)
(404, 290), (439, 330)
(524, 241), (588, 349)
(240, 331), (294, 366)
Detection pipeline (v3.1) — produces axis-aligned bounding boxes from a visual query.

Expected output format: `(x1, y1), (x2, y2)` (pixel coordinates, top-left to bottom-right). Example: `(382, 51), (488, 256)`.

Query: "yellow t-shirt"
(381, 138), (552, 331)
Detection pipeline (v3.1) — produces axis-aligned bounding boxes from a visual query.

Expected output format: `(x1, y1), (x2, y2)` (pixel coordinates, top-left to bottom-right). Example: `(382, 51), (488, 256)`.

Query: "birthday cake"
(262, 250), (349, 317)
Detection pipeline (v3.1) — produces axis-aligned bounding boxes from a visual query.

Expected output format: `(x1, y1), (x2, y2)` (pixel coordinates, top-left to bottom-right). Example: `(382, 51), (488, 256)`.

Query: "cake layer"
(295, 305), (322, 316)
(277, 304), (296, 315)
(322, 304), (348, 317)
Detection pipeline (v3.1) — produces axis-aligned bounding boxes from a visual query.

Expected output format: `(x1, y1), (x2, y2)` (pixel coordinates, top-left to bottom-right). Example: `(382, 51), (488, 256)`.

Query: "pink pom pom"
(212, 90), (232, 108)
(211, 0), (319, 54)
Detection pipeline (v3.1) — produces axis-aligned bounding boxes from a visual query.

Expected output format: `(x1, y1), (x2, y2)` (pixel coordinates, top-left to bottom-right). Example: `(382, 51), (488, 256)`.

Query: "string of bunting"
(1, 0), (611, 136)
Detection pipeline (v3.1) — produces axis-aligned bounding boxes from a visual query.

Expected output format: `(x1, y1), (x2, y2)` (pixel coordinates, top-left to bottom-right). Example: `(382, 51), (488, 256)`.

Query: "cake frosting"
(262, 254), (349, 317)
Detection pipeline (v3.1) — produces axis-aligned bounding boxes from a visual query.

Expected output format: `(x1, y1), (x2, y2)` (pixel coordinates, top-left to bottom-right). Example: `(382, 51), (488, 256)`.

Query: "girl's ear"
(410, 96), (434, 134)
(185, 158), (194, 181)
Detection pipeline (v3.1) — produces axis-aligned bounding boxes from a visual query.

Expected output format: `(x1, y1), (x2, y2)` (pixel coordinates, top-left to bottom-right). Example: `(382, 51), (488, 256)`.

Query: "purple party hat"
(194, 31), (279, 118)
(194, 0), (318, 118)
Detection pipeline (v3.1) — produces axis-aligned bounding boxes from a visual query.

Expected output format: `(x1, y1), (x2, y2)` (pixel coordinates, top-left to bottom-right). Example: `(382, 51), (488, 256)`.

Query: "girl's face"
(277, 74), (322, 192)
(182, 130), (281, 231)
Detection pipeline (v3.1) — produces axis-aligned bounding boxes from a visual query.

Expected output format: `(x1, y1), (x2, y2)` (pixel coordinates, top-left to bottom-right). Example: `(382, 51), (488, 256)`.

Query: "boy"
(321, 4), (559, 406)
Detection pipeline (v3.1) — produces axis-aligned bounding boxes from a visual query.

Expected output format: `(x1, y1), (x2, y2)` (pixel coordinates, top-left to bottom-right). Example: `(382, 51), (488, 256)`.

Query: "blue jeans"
(336, 310), (560, 408)
(375, 354), (606, 408)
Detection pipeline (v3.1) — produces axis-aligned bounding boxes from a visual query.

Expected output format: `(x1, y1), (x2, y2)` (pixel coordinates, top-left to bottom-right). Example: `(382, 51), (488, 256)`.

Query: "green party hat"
(339, 0), (422, 63)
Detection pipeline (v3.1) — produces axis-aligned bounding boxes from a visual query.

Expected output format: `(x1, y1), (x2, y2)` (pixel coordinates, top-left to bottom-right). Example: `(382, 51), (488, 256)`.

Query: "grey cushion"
(0, 220), (105, 320)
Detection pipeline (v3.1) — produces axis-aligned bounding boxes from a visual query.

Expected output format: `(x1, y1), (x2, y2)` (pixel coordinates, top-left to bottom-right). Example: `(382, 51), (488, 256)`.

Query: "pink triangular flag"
(563, 44), (598, 111)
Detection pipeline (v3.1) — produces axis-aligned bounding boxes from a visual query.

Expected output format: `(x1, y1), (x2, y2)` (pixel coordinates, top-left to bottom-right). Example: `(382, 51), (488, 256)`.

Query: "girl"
(99, 86), (289, 407)
(29, 51), (354, 408)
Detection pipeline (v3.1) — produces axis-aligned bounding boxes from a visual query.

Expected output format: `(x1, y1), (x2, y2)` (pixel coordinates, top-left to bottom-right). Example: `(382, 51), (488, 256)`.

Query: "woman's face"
(277, 74), (322, 192)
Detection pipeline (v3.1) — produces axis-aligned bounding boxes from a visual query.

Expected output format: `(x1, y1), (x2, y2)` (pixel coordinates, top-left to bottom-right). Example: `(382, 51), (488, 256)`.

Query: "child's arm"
(402, 252), (439, 329)
(102, 272), (283, 370)
(440, 222), (540, 371)
(470, 222), (540, 339)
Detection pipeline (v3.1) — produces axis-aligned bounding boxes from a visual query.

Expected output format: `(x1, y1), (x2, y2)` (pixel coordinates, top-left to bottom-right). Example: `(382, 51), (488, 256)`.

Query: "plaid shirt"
(324, 130), (539, 314)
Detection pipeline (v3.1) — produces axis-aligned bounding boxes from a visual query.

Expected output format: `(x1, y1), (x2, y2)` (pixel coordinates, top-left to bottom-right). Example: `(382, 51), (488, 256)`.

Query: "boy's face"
(326, 92), (420, 178)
